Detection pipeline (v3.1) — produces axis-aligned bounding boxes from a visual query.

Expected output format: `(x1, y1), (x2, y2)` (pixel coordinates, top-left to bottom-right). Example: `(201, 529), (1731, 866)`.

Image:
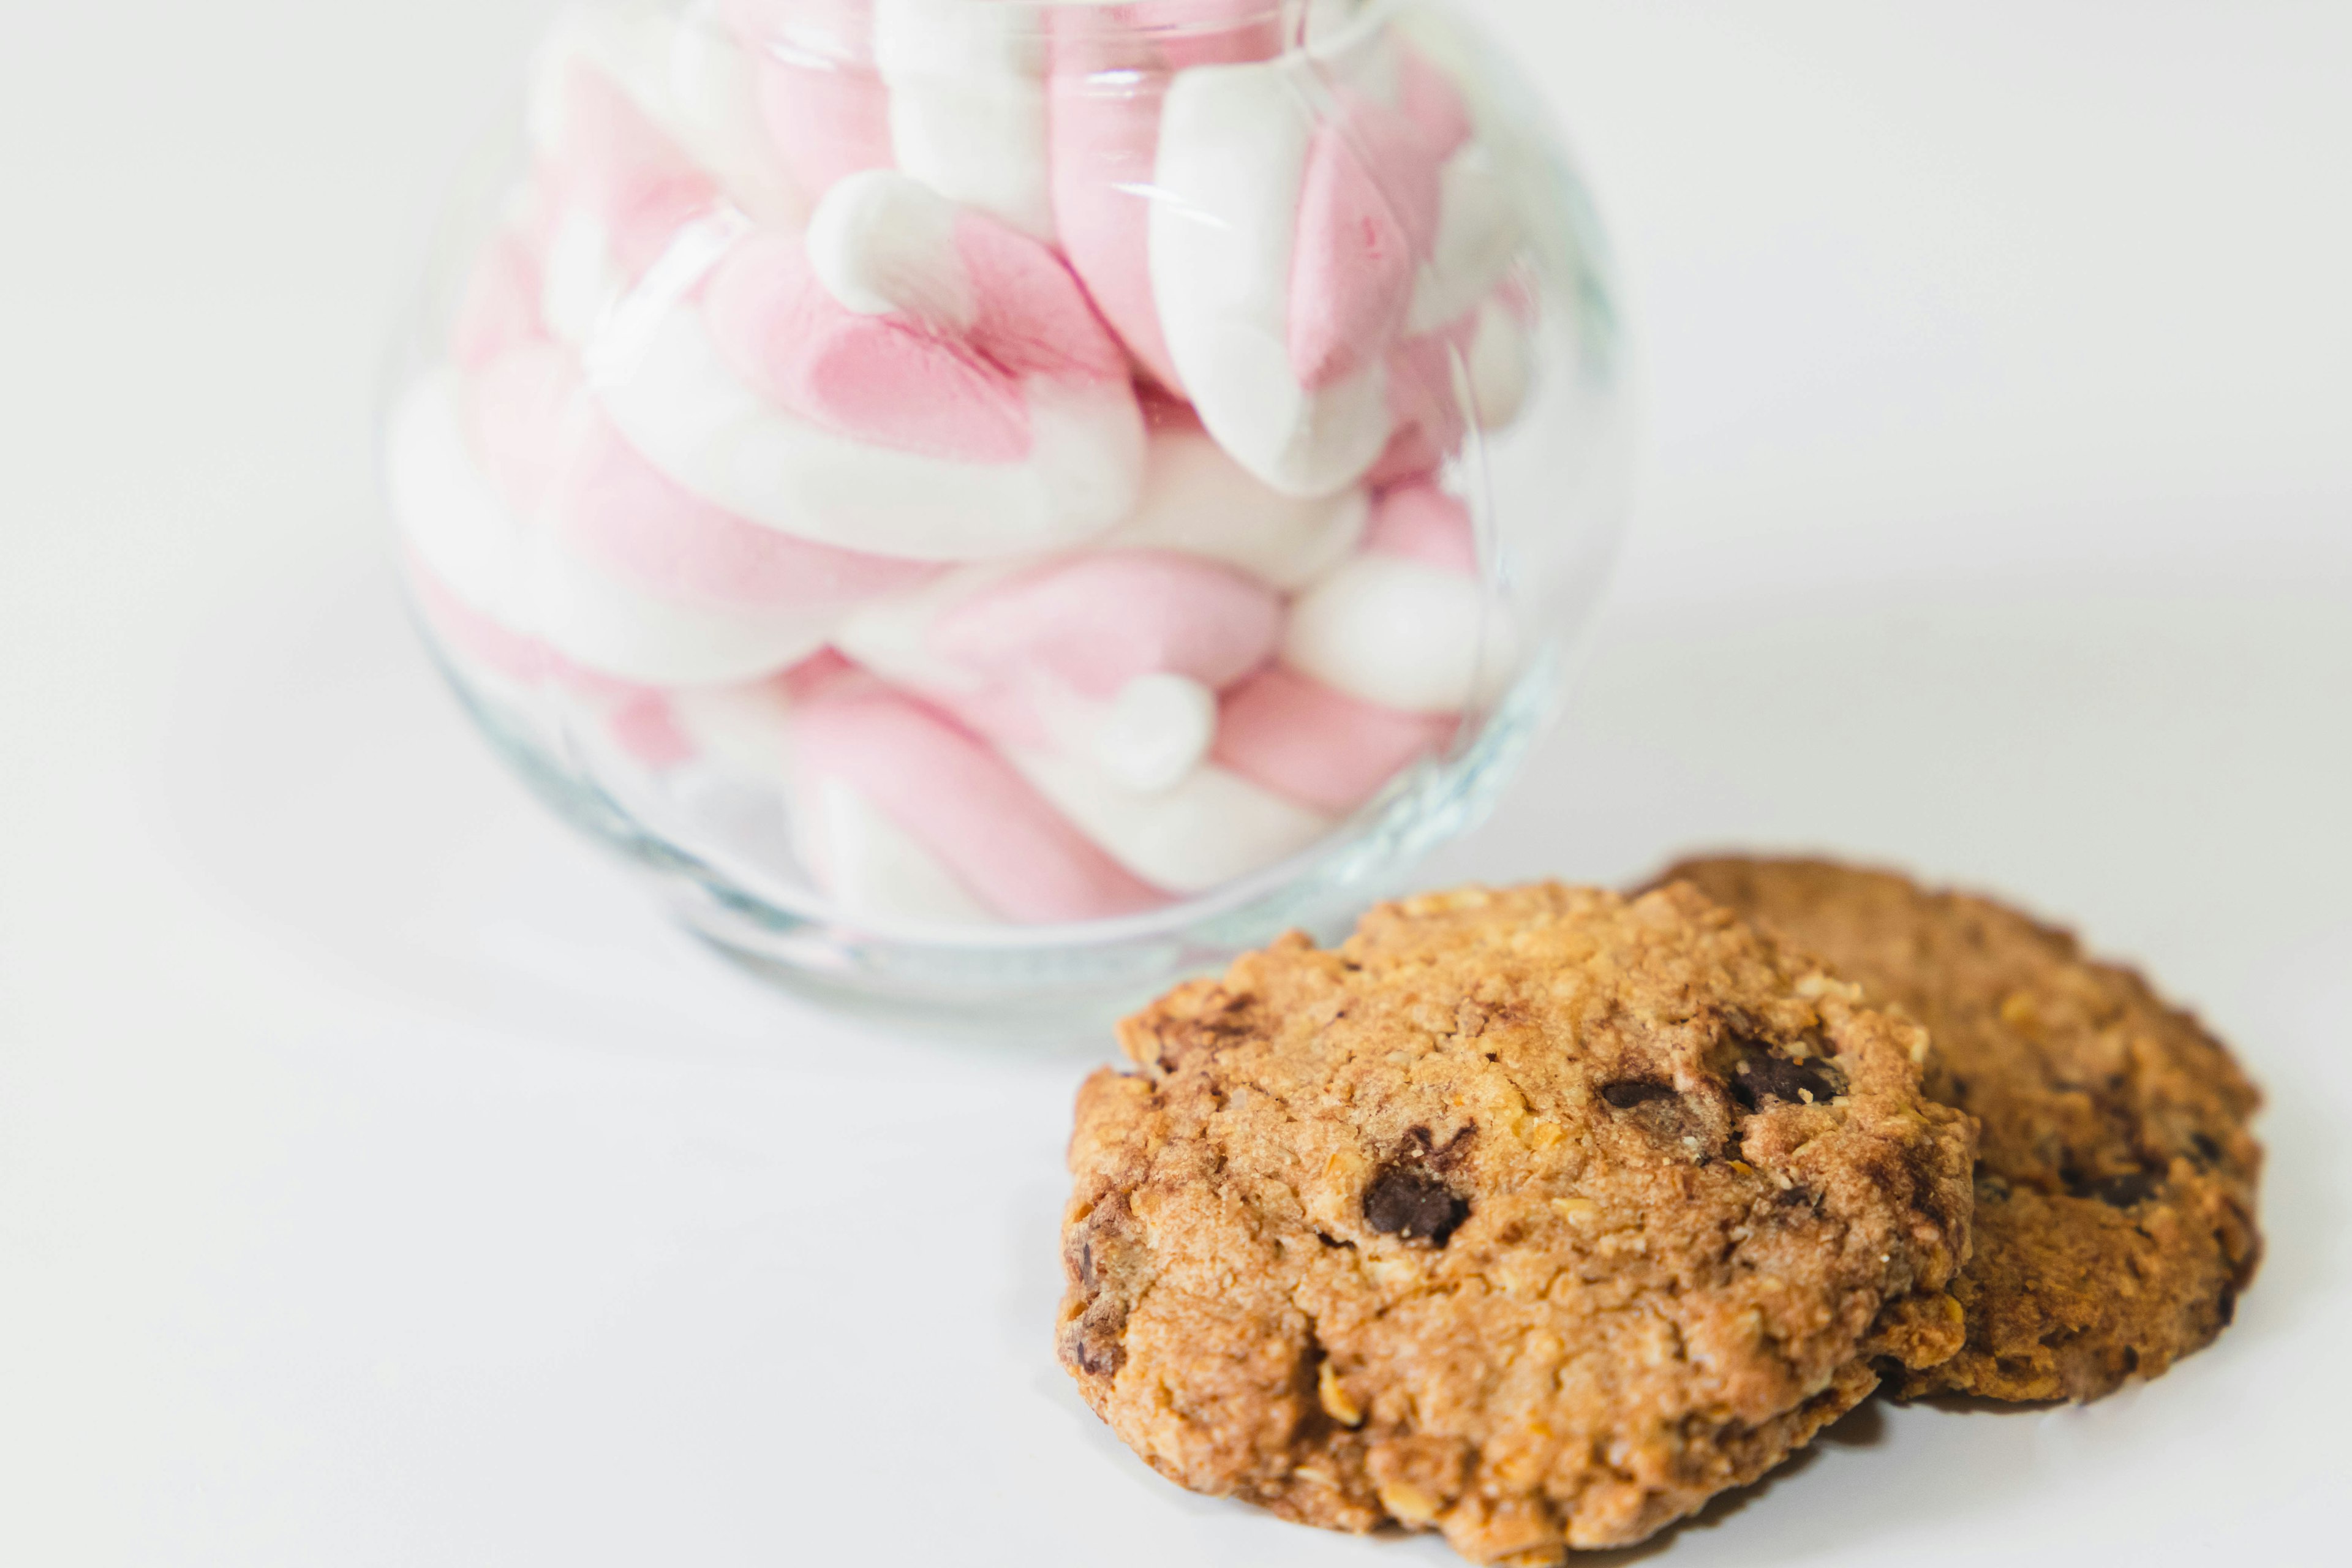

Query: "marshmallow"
(663, 649), (859, 775)
(790, 682), (1169, 922)
(399, 356), (923, 688)
(1046, 5), (1284, 389)
(1138, 40), (1524, 493)
(531, 1), (805, 227)
(1082, 32), (1523, 497)
(1005, 747), (1333, 895)
(1100, 416), (1368, 591)
(404, 4), (1568, 927)
(875, 0), (1054, 239)
(601, 171), (1147, 561)
(402, 548), (627, 704)
(837, 549), (1283, 792)
(526, 57), (728, 349)
(1212, 666), (1457, 815)
(1370, 290), (1537, 486)
(1280, 481), (1519, 715)
(725, 0), (895, 201)
(801, 773), (1004, 925)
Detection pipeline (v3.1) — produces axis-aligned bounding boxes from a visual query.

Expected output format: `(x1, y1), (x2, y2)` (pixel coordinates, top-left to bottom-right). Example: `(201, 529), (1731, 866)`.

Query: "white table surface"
(3, 2), (2347, 1562)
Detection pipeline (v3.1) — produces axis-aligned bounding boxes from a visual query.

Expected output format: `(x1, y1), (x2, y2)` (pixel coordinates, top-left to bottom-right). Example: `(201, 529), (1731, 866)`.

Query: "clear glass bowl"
(383, 0), (1632, 1027)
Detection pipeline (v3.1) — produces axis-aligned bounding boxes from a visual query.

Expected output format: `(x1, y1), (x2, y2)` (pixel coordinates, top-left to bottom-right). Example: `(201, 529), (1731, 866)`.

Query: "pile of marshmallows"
(390, 0), (1544, 927)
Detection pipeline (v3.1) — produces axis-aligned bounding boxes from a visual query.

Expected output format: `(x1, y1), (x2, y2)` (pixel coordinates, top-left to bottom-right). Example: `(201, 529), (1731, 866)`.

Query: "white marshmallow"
(1101, 426), (1369, 592)
(1282, 554), (1521, 715)
(804, 168), (976, 325)
(873, 0), (1054, 241)
(1080, 674), (1220, 794)
(1152, 60), (1395, 499)
(1008, 750), (1333, 894)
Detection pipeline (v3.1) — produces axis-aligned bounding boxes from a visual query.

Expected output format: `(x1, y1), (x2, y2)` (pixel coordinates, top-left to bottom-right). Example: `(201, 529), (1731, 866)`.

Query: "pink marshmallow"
(791, 684), (1169, 922)
(702, 211), (1126, 467)
(1212, 666), (1458, 816)
(1287, 90), (1448, 390)
(1396, 44), (1477, 158)
(929, 552), (1281, 701)
(1362, 480), (1480, 575)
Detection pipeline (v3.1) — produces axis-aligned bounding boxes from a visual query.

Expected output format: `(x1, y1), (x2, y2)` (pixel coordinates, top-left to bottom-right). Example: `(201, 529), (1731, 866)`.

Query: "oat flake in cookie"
(1056, 884), (1976, 1564)
(1662, 858), (2264, 1403)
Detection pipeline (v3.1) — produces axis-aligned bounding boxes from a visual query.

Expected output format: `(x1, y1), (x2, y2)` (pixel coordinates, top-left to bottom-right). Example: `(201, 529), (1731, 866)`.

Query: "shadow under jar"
(383, 0), (1632, 1028)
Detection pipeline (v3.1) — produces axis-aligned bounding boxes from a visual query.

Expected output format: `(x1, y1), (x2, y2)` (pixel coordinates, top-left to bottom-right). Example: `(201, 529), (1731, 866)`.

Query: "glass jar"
(383, 0), (1630, 1027)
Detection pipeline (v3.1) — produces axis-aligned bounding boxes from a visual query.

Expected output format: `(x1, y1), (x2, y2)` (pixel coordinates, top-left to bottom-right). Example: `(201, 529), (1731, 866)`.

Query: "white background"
(2, 2), (2347, 1562)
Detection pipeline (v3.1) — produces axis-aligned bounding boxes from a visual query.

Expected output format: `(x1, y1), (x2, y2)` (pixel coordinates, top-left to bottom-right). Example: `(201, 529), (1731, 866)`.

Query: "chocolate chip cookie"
(1659, 858), (2263, 1403)
(1057, 884), (1975, 1562)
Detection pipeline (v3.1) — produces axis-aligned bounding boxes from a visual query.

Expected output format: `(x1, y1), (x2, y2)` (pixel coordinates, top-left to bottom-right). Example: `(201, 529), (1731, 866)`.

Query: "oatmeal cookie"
(1659, 858), (2263, 1403)
(1057, 884), (1975, 1562)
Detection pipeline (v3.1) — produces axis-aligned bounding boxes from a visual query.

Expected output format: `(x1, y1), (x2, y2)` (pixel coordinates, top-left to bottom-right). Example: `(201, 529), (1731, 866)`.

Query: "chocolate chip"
(1363, 1165), (1469, 1246)
(2086, 1171), (2163, 1208)
(1599, 1080), (1679, 1110)
(1729, 1053), (1842, 1111)
(2190, 1132), (2223, 1164)
(1071, 1335), (1125, 1378)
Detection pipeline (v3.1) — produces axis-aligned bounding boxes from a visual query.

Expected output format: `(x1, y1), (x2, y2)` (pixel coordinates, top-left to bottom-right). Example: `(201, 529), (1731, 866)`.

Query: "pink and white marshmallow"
(1280, 480), (1520, 715)
(531, 2), (805, 229)
(725, 0), (1055, 238)
(790, 680), (1169, 922)
(522, 49), (734, 352)
(726, 0), (896, 203)
(394, 336), (932, 687)
(835, 548), (1281, 793)
(1099, 410), (1370, 590)
(831, 543), (1338, 892)
(600, 170), (1147, 560)
(1211, 666), (1457, 816)
(1054, 27), (1526, 495)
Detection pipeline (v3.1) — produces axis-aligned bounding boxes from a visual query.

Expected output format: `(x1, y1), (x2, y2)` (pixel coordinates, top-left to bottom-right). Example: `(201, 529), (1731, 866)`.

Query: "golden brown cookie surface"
(1057, 884), (1975, 1563)
(1661, 858), (2263, 1403)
